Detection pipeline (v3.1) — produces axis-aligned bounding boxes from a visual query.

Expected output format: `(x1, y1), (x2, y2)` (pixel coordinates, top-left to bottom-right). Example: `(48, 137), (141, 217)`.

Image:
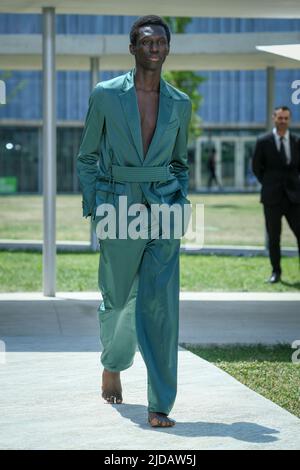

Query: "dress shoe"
(267, 272), (281, 284)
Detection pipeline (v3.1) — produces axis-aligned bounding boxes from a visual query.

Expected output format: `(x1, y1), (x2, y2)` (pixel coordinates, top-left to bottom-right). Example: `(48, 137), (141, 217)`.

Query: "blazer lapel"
(270, 133), (285, 164)
(144, 78), (173, 163)
(289, 134), (296, 165)
(118, 69), (173, 165)
(119, 69), (144, 163)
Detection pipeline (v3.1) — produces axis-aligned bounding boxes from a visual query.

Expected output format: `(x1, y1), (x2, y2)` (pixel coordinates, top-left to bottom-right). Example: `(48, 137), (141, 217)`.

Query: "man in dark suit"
(252, 106), (300, 283)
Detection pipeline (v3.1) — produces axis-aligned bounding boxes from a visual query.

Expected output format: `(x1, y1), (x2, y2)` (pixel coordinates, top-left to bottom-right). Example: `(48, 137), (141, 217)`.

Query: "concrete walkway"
(0, 292), (299, 346)
(0, 343), (299, 450)
(0, 292), (299, 449)
(0, 239), (298, 257)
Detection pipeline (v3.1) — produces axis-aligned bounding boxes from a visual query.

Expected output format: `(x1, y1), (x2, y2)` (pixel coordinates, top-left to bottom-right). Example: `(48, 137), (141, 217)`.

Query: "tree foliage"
(162, 17), (205, 140)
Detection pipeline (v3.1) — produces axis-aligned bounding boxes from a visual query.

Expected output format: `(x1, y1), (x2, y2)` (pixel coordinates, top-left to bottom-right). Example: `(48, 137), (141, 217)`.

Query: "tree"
(0, 71), (28, 105)
(163, 17), (205, 141)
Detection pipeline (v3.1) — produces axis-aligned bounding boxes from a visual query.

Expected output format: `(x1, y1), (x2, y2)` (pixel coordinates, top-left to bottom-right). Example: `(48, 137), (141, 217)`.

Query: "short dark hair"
(273, 105), (292, 115)
(130, 15), (171, 46)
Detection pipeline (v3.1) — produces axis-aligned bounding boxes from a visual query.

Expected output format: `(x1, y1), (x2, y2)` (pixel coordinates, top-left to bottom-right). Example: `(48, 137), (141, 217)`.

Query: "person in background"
(207, 148), (222, 190)
(252, 106), (300, 283)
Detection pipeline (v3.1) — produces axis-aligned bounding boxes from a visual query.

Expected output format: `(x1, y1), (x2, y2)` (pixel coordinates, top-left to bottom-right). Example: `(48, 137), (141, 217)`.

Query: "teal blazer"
(77, 68), (192, 218)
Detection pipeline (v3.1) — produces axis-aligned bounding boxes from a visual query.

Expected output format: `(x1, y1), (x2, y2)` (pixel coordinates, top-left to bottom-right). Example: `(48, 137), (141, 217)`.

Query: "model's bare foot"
(101, 369), (123, 404)
(148, 412), (176, 428)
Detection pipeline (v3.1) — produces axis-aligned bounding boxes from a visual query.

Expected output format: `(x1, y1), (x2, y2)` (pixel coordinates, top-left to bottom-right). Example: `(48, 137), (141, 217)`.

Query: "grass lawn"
(183, 344), (300, 419)
(0, 252), (299, 292)
(0, 193), (296, 247)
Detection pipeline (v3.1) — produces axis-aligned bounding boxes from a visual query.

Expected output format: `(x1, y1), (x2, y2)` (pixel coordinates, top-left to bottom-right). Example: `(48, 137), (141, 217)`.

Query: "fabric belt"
(111, 165), (171, 183)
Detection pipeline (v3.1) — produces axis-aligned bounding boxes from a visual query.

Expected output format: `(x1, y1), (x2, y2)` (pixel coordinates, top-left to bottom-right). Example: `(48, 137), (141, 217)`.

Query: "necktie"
(279, 136), (288, 164)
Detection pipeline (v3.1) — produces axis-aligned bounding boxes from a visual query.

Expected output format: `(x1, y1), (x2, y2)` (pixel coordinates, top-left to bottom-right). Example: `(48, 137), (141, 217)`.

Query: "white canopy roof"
(1, 0), (300, 18)
(1, 32), (299, 71)
(256, 44), (300, 62)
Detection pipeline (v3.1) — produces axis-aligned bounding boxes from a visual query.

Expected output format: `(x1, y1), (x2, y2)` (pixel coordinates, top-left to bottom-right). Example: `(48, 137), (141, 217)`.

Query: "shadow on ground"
(281, 280), (300, 289)
(110, 403), (279, 444)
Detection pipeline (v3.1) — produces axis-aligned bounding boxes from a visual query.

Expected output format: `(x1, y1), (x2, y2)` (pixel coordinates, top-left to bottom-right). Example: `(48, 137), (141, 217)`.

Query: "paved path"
(0, 292), (299, 450)
(0, 239), (297, 257)
(0, 341), (299, 450)
(0, 292), (299, 346)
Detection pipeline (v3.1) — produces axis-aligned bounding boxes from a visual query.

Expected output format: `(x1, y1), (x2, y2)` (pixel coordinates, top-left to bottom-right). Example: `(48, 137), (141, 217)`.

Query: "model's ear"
(129, 44), (135, 56)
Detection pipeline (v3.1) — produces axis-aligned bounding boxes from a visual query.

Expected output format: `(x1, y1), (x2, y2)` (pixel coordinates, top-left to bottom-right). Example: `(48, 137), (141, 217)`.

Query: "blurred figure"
(246, 158), (257, 189)
(207, 148), (222, 190)
(252, 106), (300, 283)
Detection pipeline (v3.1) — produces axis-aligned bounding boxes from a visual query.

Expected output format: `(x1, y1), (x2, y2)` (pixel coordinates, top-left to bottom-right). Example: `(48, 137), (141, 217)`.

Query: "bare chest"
(136, 90), (159, 158)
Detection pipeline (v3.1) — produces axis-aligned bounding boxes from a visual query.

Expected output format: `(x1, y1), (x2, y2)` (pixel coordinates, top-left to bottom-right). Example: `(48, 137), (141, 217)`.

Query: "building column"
(38, 126), (43, 195)
(215, 139), (222, 186)
(90, 57), (100, 252)
(265, 66), (275, 253)
(235, 139), (244, 190)
(195, 138), (201, 191)
(266, 66), (275, 131)
(0, 80), (6, 104)
(42, 7), (56, 297)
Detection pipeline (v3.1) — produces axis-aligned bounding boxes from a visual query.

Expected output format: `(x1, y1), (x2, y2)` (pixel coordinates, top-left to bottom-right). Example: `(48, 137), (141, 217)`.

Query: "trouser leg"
(98, 238), (146, 372)
(135, 237), (181, 415)
(263, 203), (283, 274)
(284, 200), (300, 267)
(207, 174), (212, 188)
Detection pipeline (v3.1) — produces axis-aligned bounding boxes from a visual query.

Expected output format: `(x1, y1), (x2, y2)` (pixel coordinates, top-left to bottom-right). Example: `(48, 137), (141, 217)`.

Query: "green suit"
(77, 68), (192, 415)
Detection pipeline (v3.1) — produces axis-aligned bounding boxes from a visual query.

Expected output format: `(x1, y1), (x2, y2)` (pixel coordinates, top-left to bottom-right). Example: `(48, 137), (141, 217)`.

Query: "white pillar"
(265, 67), (275, 253)
(42, 7), (56, 297)
(235, 139), (244, 190)
(195, 138), (201, 191)
(0, 80), (6, 104)
(266, 66), (275, 131)
(90, 57), (100, 251)
(215, 139), (222, 186)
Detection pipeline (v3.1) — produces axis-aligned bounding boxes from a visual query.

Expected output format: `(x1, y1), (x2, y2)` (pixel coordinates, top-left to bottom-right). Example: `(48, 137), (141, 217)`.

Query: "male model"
(77, 15), (192, 427)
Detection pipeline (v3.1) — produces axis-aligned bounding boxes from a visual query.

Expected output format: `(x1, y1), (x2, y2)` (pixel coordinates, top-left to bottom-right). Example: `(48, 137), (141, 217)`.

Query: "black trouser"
(263, 194), (300, 274)
(207, 171), (221, 189)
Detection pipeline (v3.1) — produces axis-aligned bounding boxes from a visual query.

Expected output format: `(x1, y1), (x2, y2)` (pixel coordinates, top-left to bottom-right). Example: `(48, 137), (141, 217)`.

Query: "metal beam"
(1, 0), (300, 18)
(1, 33), (300, 71)
(42, 6), (56, 297)
(0, 80), (6, 104)
(90, 56), (100, 252)
(266, 66), (275, 131)
(265, 66), (275, 255)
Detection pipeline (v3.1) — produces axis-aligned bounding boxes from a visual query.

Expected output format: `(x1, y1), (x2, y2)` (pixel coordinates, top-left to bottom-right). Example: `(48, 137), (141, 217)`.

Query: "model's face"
(273, 109), (291, 133)
(129, 25), (169, 71)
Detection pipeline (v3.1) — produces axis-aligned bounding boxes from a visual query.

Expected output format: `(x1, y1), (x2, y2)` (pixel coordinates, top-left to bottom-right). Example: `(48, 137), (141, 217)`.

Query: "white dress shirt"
(272, 128), (291, 164)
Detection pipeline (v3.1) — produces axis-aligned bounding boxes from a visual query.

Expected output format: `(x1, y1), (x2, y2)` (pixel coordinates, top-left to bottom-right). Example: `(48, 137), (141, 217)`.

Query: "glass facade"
(0, 126), (39, 193)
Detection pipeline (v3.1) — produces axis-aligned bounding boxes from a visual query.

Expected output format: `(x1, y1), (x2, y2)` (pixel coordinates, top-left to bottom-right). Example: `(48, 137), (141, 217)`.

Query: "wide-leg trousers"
(95, 211), (181, 416)
(263, 194), (300, 274)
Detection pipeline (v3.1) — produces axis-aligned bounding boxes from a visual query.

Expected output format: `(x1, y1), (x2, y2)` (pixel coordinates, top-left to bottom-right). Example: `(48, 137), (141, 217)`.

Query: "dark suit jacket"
(252, 131), (300, 205)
